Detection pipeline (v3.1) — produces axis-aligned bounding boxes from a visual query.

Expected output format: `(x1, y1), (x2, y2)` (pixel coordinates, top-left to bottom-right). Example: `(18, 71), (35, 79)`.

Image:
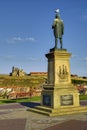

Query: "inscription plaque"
(43, 94), (51, 107)
(61, 95), (73, 106)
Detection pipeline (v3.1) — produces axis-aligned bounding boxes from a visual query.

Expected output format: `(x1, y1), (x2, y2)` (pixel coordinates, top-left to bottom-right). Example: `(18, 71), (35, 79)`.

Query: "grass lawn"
(0, 96), (41, 104)
(0, 95), (87, 105)
(79, 95), (87, 100)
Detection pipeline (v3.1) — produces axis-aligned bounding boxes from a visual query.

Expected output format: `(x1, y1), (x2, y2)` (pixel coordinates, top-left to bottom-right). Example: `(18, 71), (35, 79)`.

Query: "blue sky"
(0, 0), (87, 76)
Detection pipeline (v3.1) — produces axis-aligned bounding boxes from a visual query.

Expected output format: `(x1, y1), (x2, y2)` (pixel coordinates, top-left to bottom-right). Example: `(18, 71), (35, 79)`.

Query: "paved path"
(44, 120), (87, 130)
(0, 101), (87, 130)
(0, 119), (26, 130)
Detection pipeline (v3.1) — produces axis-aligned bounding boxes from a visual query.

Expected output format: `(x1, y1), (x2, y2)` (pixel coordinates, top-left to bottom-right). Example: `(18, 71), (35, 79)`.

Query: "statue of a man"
(52, 9), (64, 49)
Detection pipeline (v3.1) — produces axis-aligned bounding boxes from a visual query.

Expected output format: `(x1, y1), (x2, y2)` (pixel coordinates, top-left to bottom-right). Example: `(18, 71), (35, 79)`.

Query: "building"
(10, 66), (26, 76)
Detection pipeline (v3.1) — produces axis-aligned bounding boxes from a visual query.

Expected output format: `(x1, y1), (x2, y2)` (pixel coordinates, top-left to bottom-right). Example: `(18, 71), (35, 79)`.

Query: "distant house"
(29, 72), (47, 76)
(71, 74), (78, 78)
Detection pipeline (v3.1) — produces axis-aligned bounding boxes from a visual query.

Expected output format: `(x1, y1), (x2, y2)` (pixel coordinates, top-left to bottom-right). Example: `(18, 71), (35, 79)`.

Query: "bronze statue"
(52, 9), (64, 49)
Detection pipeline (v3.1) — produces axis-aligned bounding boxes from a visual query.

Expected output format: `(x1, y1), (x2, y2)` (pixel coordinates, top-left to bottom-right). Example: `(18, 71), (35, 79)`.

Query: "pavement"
(0, 101), (87, 130)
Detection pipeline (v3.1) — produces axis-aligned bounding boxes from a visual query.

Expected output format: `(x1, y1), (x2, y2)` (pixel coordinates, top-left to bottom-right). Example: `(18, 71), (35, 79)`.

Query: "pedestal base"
(41, 84), (80, 109)
(28, 105), (87, 117)
(28, 84), (86, 117)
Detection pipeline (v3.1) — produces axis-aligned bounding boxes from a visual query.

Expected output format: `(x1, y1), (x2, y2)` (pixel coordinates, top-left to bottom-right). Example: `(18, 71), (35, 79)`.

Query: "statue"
(52, 9), (64, 49)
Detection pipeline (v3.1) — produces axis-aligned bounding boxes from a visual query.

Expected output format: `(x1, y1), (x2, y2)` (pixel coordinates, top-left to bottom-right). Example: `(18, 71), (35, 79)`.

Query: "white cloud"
(12, 37), (23, 41)
(0, 55), (15, 61)
(71, 55), (85, 61)
(27, 57), (38, 61)
(27, 57), (46, 62)
(0, 55), (45, 63)
(84, 57), (87, 61)
(7, 36), (36, 44)
(71, 54), (77, 58)
(83, 14), (87, 21)
(80, 12), (87, 22)
(25, 37), (35, 42)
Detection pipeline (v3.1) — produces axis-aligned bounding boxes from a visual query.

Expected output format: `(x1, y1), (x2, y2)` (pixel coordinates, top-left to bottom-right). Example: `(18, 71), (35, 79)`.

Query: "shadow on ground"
(20, 102), (40, 108)
(20, 100), (87, 108)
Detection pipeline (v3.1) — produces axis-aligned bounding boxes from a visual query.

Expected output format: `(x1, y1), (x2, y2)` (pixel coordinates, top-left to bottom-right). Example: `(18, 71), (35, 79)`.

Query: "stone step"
(28, 106), (87, 117)
(35, 106), (52, 112)
(52, 106), (87, 113)
(35, 105), (87, 113)
(28, 107), (50, 116)
(50, 108), (87, 116)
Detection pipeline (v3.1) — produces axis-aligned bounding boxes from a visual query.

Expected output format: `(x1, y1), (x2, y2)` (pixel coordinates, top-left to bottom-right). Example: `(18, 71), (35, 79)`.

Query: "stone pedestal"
(29, 49), (87, 116)
(41, 49), (80, 109)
